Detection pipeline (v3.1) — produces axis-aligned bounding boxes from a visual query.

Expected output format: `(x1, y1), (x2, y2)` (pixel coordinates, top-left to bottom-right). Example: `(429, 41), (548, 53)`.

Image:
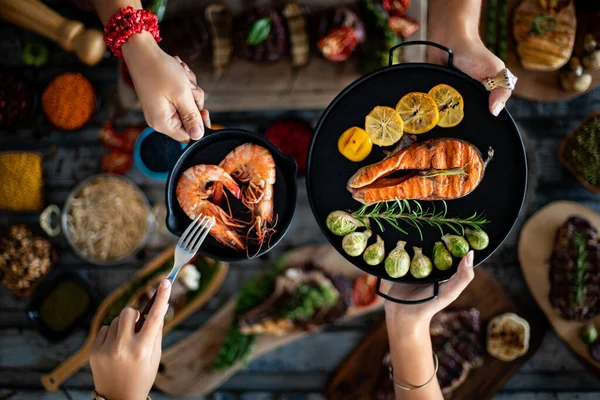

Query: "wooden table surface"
(1, 5), (600, 399)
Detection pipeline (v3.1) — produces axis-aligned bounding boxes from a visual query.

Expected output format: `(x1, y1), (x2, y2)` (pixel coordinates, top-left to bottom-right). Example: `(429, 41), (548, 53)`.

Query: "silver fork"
(134, 214), (215, 332)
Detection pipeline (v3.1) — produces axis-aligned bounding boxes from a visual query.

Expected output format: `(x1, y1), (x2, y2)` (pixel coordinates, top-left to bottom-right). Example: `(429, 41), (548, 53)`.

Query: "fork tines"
(179, 215), (215, 252)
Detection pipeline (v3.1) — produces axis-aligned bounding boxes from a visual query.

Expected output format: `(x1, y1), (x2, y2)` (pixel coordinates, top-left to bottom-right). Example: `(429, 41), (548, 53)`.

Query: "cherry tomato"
(352, 274), (378, 307)
(388, 15), (420, 37)
(101, 151), (133, 175)
(383, 0), (411, 17)
(317, 26), (358, 62)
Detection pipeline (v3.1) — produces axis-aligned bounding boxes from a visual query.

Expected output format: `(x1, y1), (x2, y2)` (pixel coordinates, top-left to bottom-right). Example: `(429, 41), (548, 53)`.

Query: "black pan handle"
(375, 278), (439, 304)
(389, 40), (454, 68)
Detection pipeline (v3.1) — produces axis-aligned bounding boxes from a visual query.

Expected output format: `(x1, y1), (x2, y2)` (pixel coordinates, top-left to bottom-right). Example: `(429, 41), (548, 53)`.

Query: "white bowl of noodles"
(61, 175), (154, 266)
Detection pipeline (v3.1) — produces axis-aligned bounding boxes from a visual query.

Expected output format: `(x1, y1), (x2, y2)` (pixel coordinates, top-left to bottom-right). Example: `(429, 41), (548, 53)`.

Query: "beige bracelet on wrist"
(92, 390), (151, 400)
(389, 351), (439, 391)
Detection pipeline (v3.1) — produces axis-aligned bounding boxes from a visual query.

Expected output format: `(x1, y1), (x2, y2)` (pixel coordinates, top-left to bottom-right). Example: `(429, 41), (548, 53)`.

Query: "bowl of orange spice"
(42, 72), (97, 131)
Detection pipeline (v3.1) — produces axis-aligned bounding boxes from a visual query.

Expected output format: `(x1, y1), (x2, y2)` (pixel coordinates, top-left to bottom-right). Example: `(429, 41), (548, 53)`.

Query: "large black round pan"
(166, 128), (298, 261)
(306, 41), (527, 303)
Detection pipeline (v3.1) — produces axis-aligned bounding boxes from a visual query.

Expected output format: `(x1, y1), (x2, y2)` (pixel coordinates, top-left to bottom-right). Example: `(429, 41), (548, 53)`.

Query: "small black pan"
(165, 128), (298, 261)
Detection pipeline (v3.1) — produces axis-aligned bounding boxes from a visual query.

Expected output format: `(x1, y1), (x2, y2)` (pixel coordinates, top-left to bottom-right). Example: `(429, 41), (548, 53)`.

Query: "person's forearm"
(428, 0), (482, 44)
(386, 317), (443, 400)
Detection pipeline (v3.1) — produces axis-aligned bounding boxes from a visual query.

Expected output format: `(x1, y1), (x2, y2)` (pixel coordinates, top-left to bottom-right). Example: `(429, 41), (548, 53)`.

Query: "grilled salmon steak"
(347, 138), (493, 204)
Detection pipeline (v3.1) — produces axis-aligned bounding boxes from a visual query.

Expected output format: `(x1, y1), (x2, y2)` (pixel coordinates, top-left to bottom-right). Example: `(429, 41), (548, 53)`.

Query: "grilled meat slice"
(513, 0), (576, 71)
(347, 138), (493, 204)
(237, 264), (352, 335)
(376, 308), (483, 399)
(549, 216), (600, 320)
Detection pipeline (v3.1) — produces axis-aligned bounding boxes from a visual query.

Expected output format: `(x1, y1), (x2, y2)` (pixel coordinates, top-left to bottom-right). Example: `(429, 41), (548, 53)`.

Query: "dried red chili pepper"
(383, 0), (411, 17)
(101, 151), (133, 175)
(265, 118), (313, 176)
(317, 26), (358, 62)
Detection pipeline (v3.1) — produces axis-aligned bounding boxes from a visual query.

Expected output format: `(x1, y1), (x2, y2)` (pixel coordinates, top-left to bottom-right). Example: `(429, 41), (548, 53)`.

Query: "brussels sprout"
(582, 323), (598, 344)
(342, 230), (372, 257)
(326, 210), (363, 236)
(441, 234), (470, 258)
(465, 228), (489, 250)
(410, 247), (433, 279)
(432, 241), (453, 271)
(363, 235), (385, 265)
(385, 240), (410, 278)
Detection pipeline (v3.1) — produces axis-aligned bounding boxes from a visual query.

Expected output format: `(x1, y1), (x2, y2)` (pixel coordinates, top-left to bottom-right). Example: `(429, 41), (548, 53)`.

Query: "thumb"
(489, 88), (511, 117)
(437, 251), (475, 307)
(174, 93), (204, 140)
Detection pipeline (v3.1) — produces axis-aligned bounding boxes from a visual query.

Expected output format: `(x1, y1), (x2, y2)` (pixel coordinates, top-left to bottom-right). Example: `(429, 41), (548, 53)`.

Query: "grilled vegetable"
(432, 241), (453, 271)
(410, 247), (432, 279)
(363, 235), (385, 265)
(326, 210), (362, 236)
(465, 229), (489, 250)
(238, 8), (287, 63)
(342, 230), (371, 257)
(205, 4), (233, 76)
(442, 234), (470, 258)
(385, 240), (410, 278)
(283, 3), (310, 67)
(353, 274), (378, 307)
(383, 0), (410, 16)
(581, 323), (598, 344)
(315, 8), (365, 62)
(387, 15), (419, 37)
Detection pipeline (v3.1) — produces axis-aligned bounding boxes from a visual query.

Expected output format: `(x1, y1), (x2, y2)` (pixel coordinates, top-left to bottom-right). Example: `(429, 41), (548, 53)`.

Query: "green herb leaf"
(572, 231), (588, 306)
(531, 15), (556, 35)
(247, 17), (272, 46)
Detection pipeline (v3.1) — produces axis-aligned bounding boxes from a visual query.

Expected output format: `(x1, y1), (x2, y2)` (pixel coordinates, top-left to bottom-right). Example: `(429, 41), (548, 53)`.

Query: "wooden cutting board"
(154, 244), (384, 397)
(326, 267), (544, 400)
(480, 0), (600, 101)
(519, 200), (600, 375)
(40, 247), (229, 392)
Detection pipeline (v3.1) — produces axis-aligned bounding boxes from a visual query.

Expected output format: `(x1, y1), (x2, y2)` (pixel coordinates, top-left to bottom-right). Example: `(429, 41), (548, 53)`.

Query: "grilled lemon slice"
(428, 84), (464, 128)
(395, 92), (439, 134)
(365, 106), (404, 146)
(487, 313), (530, 361)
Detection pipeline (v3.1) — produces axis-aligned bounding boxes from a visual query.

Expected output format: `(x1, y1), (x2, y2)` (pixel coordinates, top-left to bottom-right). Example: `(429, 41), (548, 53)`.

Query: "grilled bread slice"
(513, 0), (576, 71)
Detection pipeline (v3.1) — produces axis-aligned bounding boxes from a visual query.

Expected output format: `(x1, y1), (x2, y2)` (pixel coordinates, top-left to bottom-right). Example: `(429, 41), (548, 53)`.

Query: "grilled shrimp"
(176, 164), (246, 249)
(216, 143), (277, 244)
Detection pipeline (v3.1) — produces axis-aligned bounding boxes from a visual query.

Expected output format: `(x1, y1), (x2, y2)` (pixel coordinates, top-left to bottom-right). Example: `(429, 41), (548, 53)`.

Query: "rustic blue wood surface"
(1, 9), (600, 398)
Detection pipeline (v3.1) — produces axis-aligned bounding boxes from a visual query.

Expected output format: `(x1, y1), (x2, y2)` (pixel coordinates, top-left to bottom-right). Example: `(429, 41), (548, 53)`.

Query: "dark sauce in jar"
(139, 131), (184, 173)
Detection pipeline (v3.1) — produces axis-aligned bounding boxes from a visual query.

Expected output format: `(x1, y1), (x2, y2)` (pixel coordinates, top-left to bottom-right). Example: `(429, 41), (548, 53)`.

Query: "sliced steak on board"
(549, 216), (600, 321)
(375, 308), (484, 399)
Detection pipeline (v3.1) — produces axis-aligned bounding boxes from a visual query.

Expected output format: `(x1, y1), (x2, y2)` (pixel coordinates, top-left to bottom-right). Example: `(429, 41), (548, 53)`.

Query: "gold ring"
(483, 68), (518, 91)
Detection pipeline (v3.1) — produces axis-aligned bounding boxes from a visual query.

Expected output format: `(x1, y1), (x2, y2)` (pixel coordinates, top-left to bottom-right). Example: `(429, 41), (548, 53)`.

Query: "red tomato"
(99, 121), (143, 153)
(352, 274), (378, 307)
(383, 0), (411, 16)
(317, 26), (359, 62)
(388, 15), (420, 37)
(101, 151), (133, 175)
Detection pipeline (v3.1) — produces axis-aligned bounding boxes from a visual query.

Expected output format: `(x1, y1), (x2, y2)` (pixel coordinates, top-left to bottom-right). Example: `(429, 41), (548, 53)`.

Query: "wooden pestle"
(0, 0), (106, 65)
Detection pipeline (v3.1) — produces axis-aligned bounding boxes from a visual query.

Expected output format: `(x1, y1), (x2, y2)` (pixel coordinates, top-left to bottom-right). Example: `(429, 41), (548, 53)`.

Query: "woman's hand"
(122, 32), (210, 142)
(428, 0), (512, 117)
(90, 279), (172, 400)
(384, 252), (474, 399)
(384, 250), (475, 331)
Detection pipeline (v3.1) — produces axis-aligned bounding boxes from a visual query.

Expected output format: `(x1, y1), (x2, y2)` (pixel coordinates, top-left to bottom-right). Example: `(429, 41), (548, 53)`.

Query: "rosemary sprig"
(351, 199), (489, 240)
(572, 231), (588, 306)
(423, 165), (468, 179)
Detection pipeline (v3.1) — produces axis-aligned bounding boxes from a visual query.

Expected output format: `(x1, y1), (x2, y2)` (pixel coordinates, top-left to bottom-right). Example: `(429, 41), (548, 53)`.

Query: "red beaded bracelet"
(103, 6), (161, 57)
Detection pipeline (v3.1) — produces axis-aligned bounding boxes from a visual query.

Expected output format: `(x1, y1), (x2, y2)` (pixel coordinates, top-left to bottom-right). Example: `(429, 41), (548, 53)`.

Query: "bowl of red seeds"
(0, 71), (35, 129)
